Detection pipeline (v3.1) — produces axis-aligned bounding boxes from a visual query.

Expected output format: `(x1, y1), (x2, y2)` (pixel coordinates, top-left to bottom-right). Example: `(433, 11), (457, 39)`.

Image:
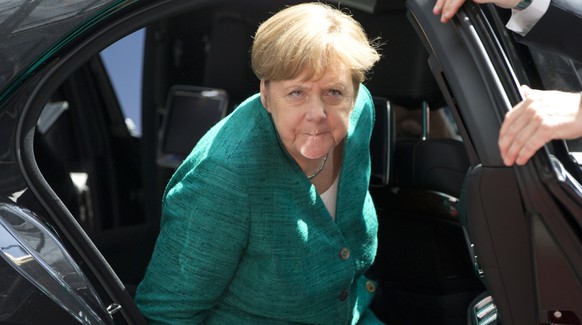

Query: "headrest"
(157, 85), (228, 168)
(203, 12), (259, 108)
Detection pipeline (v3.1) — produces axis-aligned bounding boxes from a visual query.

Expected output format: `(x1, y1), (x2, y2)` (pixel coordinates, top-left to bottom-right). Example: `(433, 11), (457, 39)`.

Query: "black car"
(1, 0), (582, 324)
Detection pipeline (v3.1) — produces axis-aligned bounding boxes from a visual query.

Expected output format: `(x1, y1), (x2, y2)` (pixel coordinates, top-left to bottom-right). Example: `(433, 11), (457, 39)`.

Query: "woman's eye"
(328, 89), (342, 97)
(285, 90), (307, 104)
(325, 89), (344, 105)
(289, 90), (304, 97)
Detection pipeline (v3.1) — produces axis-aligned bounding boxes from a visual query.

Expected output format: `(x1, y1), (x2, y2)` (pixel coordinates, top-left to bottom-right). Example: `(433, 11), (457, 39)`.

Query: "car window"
(100, 29), (145, 136)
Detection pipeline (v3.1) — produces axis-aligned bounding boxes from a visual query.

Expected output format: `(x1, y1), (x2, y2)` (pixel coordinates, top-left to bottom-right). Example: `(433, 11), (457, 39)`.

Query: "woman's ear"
(260, 80), (270, 112)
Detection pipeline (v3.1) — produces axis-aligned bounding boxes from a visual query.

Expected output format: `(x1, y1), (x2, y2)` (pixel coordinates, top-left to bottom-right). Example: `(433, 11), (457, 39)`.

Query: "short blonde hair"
(251, 2), (381, 86)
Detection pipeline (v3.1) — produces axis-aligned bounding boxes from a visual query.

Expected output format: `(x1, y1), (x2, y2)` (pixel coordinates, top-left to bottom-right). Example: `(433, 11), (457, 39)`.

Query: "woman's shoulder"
(194, 94), (275, 154)
(347, 84), (375, 136)
(355, 84), (374, 114)
(170, 94), (279, 182)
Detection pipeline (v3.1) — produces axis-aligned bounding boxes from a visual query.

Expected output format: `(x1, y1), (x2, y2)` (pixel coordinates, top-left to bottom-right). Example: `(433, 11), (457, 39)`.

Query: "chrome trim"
(473, 295), (497, 325)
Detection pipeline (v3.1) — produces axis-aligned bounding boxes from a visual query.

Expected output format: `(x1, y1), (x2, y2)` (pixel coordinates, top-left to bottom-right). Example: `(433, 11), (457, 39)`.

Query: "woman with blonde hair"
(136, 2), (384, 323)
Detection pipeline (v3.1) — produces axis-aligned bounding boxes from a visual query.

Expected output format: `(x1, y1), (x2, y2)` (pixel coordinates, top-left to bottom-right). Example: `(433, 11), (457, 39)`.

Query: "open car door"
(407, 0), (582, 324)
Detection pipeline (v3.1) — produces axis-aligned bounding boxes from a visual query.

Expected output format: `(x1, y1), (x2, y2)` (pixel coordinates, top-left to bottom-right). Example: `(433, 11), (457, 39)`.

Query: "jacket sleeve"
(135, 158), (250, 324)
(517, 0), (582, 63)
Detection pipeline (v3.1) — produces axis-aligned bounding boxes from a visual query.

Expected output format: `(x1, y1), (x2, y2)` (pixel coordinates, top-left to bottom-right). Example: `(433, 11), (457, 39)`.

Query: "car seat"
(202, 11), (259, 111)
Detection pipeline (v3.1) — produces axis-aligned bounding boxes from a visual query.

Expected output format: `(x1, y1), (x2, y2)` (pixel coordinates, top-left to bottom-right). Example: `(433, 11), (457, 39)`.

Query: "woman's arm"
(135, 159), (250, 324)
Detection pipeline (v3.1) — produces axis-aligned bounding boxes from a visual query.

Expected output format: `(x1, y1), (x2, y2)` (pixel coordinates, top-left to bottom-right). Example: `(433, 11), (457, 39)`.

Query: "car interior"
(30, 0), (488, 323)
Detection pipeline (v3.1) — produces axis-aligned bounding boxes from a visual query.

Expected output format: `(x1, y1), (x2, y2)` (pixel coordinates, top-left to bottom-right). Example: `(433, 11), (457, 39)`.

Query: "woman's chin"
(299, 145), (330, 160)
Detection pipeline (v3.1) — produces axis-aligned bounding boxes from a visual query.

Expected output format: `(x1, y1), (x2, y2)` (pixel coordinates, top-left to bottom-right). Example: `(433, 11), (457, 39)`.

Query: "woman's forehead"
(278, 66), (353, 86)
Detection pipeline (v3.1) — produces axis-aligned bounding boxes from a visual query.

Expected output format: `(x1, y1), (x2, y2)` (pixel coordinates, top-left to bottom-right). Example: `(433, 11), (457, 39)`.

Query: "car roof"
(0, 0), (116, 101)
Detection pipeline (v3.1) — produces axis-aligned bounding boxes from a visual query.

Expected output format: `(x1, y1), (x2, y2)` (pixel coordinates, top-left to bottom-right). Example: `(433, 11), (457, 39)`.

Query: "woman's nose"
(305, 97), (326, 121)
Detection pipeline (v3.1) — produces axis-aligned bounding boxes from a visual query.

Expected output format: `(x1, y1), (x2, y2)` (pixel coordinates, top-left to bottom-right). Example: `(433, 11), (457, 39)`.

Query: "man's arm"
(433, 0), (520, 23)
(498, 86), (582, 166)
(517, 0), (582, 62)
(505, 0), (550, 35)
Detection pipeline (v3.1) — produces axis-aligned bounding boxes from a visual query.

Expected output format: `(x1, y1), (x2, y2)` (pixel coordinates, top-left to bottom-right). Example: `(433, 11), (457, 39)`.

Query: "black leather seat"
(369, 100), (483, 325)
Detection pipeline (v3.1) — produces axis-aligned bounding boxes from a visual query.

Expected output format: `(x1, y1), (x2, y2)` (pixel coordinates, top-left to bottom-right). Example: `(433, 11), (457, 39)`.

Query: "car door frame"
(407, 0), (582, 323)
(6, 0), (231, 323)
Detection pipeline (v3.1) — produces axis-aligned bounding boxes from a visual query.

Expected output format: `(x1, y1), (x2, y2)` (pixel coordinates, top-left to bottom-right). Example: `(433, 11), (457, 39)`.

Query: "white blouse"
(319, 174), (340, 220)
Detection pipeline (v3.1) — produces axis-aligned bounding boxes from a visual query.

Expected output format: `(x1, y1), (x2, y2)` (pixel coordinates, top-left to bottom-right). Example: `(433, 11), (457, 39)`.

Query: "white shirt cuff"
(506, 0), (551, 36)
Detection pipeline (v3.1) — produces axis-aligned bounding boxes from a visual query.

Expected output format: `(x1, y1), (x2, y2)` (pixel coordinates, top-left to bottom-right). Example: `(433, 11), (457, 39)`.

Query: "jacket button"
(365, 281), (376, 293)
(338, 289), (349, 301)
(339, 247), (350, 260)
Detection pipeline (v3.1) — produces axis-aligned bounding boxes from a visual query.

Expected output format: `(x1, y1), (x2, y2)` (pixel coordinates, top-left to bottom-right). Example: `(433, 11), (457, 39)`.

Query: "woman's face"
(260, 67), (356, 165)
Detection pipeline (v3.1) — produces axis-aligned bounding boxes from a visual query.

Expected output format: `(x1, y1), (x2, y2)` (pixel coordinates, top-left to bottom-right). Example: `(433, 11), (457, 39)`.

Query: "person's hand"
(498, 86), (582, 166)
(433, 0), (521, 23)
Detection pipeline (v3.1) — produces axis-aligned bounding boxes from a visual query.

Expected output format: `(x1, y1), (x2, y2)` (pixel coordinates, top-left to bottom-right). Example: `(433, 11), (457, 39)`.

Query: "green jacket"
(136, 84), (381, 324)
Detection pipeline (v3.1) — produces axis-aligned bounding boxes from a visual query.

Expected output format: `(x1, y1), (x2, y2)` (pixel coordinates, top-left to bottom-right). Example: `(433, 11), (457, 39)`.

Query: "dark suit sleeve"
(516, 0), (582, 62)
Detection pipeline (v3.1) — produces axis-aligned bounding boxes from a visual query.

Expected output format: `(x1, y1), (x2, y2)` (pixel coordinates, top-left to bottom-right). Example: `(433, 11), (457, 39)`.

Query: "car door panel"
(408, 0), (582, 323)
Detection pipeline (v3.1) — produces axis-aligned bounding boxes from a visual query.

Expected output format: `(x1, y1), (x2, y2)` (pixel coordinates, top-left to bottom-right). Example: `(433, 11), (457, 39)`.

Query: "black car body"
(1, 0), (582, 324)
